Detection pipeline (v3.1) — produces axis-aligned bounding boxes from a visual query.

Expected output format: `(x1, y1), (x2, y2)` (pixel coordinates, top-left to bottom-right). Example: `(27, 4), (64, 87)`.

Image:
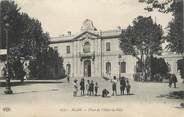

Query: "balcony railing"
(79, 51), (95, 61)
(79, 51), (95, 57)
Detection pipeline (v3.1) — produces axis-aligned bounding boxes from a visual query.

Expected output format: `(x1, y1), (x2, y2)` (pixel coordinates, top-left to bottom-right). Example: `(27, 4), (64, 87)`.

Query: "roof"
(50, 30), (121, 44)
(49, 19), (122, 44)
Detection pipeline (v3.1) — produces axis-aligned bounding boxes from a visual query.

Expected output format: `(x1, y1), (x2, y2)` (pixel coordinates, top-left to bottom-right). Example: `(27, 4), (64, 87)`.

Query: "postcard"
(0, 0), (183, 117)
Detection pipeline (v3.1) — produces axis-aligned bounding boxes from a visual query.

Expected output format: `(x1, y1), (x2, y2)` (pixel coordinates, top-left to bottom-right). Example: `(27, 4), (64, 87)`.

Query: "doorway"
(84, 60), (91, 77)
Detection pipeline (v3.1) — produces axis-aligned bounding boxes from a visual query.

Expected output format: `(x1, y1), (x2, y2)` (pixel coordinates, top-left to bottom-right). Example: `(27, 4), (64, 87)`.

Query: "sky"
(15, 0), (173, 37)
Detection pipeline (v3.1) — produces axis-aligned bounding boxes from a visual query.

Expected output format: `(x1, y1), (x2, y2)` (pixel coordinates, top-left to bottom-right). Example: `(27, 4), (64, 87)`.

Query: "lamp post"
(3, 16), (13, 94)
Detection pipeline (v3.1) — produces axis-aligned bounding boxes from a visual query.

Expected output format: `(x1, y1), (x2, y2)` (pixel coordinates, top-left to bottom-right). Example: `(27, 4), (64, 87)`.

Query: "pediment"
(73, 31), (100, 41)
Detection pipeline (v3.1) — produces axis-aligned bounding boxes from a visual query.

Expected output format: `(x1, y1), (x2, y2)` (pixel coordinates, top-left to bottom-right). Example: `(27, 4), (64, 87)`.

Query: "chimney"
(117, 26), (121, 30)
(67, 31), (71, 36)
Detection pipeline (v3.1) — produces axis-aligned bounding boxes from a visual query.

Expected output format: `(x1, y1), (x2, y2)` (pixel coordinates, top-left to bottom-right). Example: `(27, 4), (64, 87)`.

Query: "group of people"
(73, 79), (99, 97)
(73, 76), (131, 97)
(111, 76), (131, 96)
(168, 73), (178, 88)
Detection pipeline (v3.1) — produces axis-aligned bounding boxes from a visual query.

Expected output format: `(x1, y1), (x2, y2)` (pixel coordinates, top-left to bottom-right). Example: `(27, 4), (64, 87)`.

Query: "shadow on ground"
(0, 81), (63, 87)
(1, 89), (59, 95)
(157, 90), (184, 108)
(157, 91), (184, 99)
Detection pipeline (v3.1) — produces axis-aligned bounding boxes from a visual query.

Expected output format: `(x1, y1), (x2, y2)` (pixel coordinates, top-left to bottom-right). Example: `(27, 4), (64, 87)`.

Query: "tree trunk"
(140, 50), (145, 81)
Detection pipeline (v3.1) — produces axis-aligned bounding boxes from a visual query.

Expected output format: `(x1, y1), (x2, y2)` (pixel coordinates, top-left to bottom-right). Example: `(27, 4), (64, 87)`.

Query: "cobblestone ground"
(0, 78), (183, 117)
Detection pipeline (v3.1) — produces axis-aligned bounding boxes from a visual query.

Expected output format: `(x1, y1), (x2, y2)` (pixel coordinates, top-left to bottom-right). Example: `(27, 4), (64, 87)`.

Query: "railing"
(79, 51), (95, 61)
(79, 51), (95, 57)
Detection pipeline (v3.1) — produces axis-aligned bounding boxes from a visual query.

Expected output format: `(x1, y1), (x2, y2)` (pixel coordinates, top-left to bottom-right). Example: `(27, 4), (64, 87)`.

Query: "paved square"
(0, 78), (183, 117)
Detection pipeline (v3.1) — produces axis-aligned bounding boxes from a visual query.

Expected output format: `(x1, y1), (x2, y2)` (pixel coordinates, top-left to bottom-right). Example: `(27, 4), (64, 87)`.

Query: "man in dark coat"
(120, 76), (126, 95)
(172, 74), (177, 88)
(80, 78), (85, 96)
(89, 80), (94, 96)
(168, 73), (172, 88)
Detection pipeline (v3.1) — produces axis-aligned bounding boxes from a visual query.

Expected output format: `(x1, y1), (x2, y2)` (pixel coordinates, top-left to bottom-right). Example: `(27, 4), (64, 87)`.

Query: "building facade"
(0, 19), (182, 81)
(49, 19), (137, 79)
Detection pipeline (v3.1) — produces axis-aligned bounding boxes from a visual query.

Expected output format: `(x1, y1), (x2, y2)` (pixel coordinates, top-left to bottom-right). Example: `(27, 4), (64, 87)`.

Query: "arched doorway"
(84, 60), (91, 77)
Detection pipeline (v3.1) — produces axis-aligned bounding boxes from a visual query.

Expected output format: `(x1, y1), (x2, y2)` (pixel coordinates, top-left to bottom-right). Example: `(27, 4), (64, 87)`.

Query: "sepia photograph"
(0, 0), (184, 117)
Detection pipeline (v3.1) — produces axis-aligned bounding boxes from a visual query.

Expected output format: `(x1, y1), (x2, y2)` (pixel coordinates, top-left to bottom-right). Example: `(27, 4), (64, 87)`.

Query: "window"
(106, 42), (111, 51)
(66, 46), (70, 54)
(66, 64), (71, 75)
(106, 62), (111, 74)
(83, 42), (90, 53)
(120, 62), (126, 73)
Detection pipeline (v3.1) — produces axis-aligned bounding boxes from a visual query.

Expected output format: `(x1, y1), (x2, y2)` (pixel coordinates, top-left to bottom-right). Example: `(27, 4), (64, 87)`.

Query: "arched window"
(121, 62), (126, 73)
(106, 62), (111, 75)
(83, 42), (90, 53)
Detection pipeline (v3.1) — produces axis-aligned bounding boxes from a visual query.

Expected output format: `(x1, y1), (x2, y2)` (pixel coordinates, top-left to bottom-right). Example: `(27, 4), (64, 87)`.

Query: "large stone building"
(49, 19), (137, 79)
(0, 19), (182, 81)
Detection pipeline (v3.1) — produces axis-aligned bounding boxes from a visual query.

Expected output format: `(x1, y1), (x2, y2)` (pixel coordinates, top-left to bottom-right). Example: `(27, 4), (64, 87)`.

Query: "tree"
(166, 1), (184, 54)
(150, 55), (169, 81)
(0, 0), (24, 48)
(120, 16), (163, 80)
(139, 0), (184, 53)
(29, 47), (65, 80)
(140, 0), (184, 82)
(139, 0), (175, 13)
(0, 0), (65, 82)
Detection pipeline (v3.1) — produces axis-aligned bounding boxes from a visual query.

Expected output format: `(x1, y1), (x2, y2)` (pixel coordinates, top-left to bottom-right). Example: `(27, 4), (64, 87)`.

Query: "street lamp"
(3, 16), (13, 94)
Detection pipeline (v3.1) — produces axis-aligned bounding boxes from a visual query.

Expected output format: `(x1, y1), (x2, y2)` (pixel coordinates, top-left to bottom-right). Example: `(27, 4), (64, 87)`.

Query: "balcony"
(79, 51), (95, 61)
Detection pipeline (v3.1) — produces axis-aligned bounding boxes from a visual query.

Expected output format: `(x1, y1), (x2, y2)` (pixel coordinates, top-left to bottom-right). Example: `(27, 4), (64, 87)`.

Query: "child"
(126, 79), (131, 95)
(73, 79), (78, 97)
(102, 89), (109, 97)
(94, 82), (99, 96)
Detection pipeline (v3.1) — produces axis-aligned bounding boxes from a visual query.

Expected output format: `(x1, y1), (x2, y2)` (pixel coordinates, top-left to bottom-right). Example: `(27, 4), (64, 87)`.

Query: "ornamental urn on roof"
(81, 19), (97, 32)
